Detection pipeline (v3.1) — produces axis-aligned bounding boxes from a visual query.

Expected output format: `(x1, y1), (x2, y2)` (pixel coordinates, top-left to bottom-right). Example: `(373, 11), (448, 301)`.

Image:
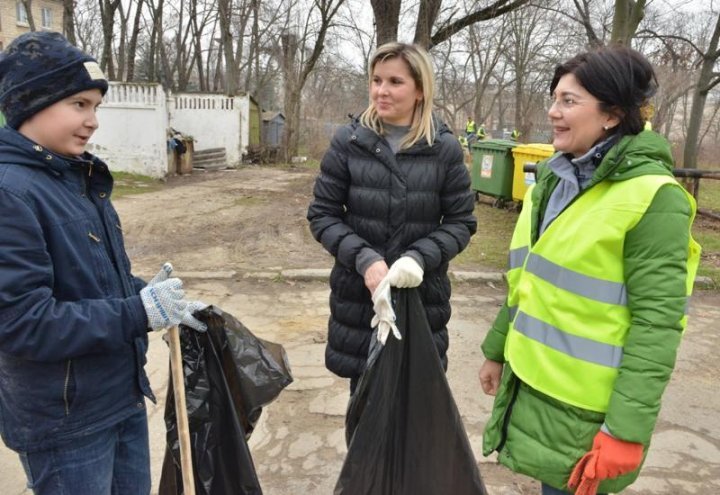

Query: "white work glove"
(140, 278), (208, 332)
(386, 256), (424, 288)
(146, 262), (174, 287)
(371, 277), (401, 345)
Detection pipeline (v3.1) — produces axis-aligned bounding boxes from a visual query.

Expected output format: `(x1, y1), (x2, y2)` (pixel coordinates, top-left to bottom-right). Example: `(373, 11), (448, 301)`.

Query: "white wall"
(170, 94), (250, 166)
(89, 83), (169, 178)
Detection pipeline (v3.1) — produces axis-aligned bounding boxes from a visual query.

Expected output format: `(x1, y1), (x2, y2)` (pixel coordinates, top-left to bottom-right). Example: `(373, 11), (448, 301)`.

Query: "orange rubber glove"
(568, 430), (643, 495)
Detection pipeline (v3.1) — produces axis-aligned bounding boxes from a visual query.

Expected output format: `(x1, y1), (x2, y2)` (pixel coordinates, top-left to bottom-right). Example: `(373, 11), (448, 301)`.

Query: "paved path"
(1, 277), (719, 494)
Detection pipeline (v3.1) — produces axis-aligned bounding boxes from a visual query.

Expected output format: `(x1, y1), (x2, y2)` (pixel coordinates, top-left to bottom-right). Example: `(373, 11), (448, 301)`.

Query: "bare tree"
(368, 0), (531, 49)
(146, 0), (165, 84)
(63, 0), (77, 43)
(505, 4), (559, 141)
(610, 0), (646, 45)
(371, 0), (402, 46)
(126, 0), (146, 81)
(430, 0), (532, 47)
(282, 0), (347, 159)
(571, 0), (603, 48)
(98, 0), (122, 78)
(414, 0), (442, 48)
(684, 12), (720, 168)
(468, 18), (510, 127)
(20, 1), (37, 31)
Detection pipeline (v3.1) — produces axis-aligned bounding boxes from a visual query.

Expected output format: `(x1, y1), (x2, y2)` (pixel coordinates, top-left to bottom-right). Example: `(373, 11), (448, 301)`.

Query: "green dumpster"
(470, 139), (516, 202)
(0, 112), (5, 127)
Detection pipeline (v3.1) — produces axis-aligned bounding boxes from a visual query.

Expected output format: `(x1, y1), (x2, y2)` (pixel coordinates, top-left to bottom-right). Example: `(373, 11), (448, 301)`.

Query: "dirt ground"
(1, 165), (718, 494)
(118, 166), (332, 275)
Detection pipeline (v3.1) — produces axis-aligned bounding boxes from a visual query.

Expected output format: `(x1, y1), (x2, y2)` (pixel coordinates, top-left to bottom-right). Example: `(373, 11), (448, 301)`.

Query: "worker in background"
(465, 116), (476, 138)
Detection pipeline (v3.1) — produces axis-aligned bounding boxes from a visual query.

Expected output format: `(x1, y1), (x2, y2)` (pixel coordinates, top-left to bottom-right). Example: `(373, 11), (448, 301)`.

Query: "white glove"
(147, 262), (174, 287)
(140, 278), (208, 332)
(371, 277), (401, 345)
(386, 256), (423, 288)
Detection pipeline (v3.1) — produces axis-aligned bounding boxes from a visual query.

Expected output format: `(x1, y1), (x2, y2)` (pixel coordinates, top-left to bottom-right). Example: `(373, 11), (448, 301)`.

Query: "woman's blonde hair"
(359, 42), (436, 149)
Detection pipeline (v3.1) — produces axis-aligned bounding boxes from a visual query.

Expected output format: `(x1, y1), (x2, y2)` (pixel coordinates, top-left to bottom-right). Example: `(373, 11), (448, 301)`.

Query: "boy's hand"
(140, 278), (207, 332)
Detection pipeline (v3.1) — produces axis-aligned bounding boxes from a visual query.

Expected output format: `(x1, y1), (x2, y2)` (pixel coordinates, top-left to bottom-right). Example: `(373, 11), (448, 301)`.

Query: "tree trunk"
(189, 0), (206, 91)
(217, 0), (238, 95)
(126, 0), (145, 82)
(282, 0), (346, 158)
(148, 0), (164, 83)
(370, 0), (401, 46)
(245, 0), (260, 91)
(683, 13), (720, 168)
(98, 0), (121, 79)
(610, 0), (646, 45)
(21, 1), (36, 31)
(413, 0), (441, 49)
(63, 0), (76, 43)
(116, 1), (129, 81)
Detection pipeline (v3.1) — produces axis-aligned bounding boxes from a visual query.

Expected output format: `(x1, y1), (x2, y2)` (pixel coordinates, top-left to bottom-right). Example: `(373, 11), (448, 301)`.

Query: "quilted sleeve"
(603, 184), (693, 443)
(407, 136), (477, 271)
(307, 128), (376, 270)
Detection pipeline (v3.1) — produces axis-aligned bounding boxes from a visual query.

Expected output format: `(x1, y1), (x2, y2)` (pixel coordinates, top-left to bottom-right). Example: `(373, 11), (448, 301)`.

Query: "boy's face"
(18, 89), (103, 157)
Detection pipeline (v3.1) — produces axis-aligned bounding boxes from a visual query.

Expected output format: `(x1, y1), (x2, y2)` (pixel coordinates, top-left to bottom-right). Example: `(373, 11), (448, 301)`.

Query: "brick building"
(0, 1), (64, 50)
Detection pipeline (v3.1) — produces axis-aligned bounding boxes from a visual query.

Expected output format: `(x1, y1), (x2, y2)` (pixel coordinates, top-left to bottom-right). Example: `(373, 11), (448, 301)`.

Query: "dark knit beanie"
(0, 31), (109, 129)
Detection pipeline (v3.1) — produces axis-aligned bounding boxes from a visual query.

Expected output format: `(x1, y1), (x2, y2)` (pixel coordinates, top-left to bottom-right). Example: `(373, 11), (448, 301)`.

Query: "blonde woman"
(307, 42), (477, 392)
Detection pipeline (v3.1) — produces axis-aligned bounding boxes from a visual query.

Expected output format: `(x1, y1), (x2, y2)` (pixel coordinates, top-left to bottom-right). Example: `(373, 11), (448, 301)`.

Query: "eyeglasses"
(547, 95), (598, 111)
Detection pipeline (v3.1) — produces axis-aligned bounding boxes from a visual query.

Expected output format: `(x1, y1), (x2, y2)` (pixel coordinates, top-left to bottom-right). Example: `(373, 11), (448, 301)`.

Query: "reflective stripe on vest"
(505, 174), (700, 412)
(525, 253), (627, 306)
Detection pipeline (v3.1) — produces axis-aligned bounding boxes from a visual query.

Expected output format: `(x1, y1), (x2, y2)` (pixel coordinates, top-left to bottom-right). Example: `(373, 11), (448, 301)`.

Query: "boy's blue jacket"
(0, 127), (154, 452)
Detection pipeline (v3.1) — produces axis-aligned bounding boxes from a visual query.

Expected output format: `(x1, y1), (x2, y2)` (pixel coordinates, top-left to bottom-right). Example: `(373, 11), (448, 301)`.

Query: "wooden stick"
(168, 325), (196, 495)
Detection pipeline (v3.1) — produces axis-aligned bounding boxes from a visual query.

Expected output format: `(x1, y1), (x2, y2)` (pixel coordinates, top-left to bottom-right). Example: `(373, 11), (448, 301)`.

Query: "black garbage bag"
(159, 306), (293, 495)
(336, 289), (488, 495)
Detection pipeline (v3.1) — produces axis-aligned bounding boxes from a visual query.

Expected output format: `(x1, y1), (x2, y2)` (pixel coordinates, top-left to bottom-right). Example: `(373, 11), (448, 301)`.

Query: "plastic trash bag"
(336, 289), (488, 495)
(159, 306), (293, 495)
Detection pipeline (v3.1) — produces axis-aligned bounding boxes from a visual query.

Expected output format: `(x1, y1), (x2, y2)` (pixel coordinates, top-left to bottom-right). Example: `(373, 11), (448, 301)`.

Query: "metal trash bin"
(470, 139), (517, 204)
(511, 144), (555, 201)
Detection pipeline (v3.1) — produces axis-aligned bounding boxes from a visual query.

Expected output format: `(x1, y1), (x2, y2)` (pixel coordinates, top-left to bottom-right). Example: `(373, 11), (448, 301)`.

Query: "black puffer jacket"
(307, 117), (477, 378)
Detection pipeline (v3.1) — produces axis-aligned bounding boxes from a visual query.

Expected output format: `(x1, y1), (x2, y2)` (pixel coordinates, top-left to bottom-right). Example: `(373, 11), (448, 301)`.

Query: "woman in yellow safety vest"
(478, 46), (700, 495)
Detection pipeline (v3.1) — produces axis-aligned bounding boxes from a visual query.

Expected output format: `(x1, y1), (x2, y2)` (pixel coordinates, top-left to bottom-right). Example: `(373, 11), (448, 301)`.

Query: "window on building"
(16, 2), (29, 25)
(41, 8), (53, 28)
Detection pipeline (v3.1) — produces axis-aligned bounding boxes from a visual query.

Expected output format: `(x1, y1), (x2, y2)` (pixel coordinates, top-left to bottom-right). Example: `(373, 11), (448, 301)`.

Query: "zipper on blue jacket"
(64, 360), (73, 416)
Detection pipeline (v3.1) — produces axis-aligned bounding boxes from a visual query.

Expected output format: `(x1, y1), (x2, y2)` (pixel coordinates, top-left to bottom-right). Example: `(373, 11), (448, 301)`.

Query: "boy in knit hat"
(0, 32), (206, 494)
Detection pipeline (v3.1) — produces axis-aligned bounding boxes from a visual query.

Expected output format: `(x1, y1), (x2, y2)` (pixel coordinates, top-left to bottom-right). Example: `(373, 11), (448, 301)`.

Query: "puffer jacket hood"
(598, 130), (674, 180)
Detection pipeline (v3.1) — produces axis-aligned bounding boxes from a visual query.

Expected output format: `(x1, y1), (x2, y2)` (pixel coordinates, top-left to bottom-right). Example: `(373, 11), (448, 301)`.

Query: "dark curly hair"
(550, 46), (657, 136)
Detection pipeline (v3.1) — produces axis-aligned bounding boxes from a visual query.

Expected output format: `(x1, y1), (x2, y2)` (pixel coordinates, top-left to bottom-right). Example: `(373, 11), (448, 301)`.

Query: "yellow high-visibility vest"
(505, 175), (700, 412)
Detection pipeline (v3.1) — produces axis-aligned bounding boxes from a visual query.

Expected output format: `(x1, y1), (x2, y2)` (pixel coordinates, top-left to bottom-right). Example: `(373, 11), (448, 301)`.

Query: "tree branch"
(430, 0), (532, 48)
(635, 28), (704, 57)
(702, 74), (720, 93)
